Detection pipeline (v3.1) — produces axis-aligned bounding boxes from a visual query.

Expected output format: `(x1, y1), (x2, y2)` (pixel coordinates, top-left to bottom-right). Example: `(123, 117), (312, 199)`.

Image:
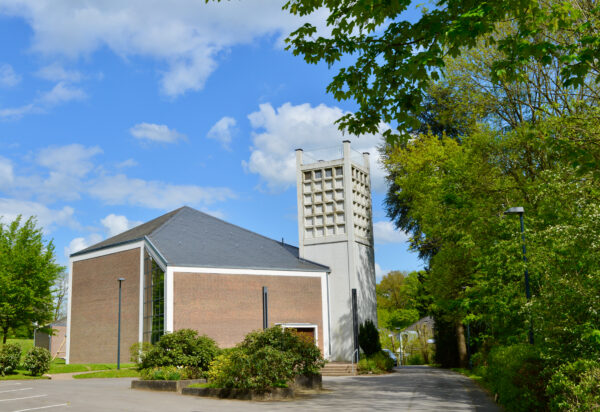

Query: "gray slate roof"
(72, 206), (328, 272)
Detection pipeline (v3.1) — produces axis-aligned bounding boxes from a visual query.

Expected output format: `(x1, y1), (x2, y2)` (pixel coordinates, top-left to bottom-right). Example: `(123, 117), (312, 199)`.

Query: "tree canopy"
(0, 216), (63, 343)
(284, 0), (600, 142)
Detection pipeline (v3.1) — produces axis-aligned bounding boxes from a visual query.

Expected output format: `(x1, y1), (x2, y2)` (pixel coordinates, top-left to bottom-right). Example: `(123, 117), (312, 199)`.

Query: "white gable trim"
(168, 266), (327, 277)
(70, 241), (145, 263)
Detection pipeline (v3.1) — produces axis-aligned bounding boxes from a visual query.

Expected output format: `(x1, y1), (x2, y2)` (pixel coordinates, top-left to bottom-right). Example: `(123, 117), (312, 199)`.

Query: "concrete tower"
(296, 140), (377, 361)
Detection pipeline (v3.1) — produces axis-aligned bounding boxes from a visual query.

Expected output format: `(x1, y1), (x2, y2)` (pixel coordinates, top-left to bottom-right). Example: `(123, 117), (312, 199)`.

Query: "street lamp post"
(117, 277), (125, 370)
(504, 207), (534, 345)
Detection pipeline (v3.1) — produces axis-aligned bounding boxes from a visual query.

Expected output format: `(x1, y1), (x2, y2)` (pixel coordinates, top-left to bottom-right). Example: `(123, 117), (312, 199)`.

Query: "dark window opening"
(143, 252), (164, 344)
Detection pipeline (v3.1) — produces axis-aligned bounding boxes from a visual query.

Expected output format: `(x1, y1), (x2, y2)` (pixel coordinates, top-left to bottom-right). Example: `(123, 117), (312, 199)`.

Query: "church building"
(66, 141), (376, 364)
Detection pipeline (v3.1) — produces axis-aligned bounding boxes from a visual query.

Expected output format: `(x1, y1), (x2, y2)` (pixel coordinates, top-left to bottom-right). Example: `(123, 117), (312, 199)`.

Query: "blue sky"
(0, 1), (424, 279)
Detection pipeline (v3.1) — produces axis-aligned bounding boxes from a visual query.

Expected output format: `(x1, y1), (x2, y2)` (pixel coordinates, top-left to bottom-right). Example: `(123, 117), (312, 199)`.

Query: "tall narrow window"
(143, 252), (164, 344)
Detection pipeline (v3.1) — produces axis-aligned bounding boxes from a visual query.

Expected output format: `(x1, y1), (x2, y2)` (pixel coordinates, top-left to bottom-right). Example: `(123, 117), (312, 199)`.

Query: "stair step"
(321, 362), (357, 376)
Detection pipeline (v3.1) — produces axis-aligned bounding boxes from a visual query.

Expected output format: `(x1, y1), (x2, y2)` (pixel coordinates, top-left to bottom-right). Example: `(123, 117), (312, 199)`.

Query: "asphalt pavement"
(0, 366), (500, 412)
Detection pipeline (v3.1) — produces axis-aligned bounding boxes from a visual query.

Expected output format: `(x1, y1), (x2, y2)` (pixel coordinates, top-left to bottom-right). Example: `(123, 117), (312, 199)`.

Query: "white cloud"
(0, 1), (327, 97)
(2, 142), (235, 211)
(101, 213), (142, 237)
(0, 64), (21, 87)
(37, 144), (102, 178)
(36, 63), (83, 83)
(88, 174), (236, 210)
(0, 198), (76, 232)
(130, 123), (186, 143)
(116, 158), (138, 168)
(64, 233), (103, 257)
(0, 156), (14, 187)
(0, 104), (36, 120)
(244, 102), (389, 192)
(373, 221), (409, 244)
(375, 263), (385, 282)
(207, 116), (236, 149)
(40, 81), (86, 105)
(0, 144), (102, 203)
(0, 81), (85, 121)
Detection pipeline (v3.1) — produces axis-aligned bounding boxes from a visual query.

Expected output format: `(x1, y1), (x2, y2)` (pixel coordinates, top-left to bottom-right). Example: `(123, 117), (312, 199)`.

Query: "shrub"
(23, 347), (51, 376)
(358, 320), (381, 356)
(207, 346), (294, 390)
(206, 326), (325, 390)
(484, 344), (547, 411)
(129, 342), (153, 365)
(0, 343), (22, 375)
(546, 359), (600, 412)
(406, 353), (425, 365)
(140, 329), (219, 373)
(240, 326), (325, 376)
(357, 351), (395, 374)
(139, 365), (201, 381)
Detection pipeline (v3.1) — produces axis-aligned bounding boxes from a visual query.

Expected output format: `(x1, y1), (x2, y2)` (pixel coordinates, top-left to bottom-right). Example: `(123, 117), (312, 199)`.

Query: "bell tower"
(296, 140), (377, 361)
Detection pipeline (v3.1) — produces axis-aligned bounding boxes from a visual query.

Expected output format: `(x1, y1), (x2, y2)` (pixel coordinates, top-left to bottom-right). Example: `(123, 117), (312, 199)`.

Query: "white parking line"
(0, 388), (32, 394)
(0, 394), (47, 402)
(12, 404), (69, 412)
(0, 383), (22, 386)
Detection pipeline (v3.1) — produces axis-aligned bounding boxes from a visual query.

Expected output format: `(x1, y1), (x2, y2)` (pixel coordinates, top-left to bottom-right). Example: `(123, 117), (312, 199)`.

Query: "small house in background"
(34, 318), (67, 359)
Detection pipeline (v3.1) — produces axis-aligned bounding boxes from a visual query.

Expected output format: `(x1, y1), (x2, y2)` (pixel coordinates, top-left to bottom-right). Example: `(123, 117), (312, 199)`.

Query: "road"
(0, 366), (500, 412)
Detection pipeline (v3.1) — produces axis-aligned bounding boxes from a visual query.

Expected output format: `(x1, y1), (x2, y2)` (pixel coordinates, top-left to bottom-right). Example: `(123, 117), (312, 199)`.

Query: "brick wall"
(69, 248), (140, 364)
(173, 272), (324, 352)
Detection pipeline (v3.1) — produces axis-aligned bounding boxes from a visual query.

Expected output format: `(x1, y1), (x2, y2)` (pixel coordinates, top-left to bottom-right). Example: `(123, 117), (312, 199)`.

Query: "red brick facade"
(69, 248), (140, 364)
(69, 248), (326, 363)
(173, 272), (324, 352)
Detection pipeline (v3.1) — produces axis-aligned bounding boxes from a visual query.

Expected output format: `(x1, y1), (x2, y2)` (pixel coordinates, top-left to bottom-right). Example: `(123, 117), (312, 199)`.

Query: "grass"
(48, 358), (135, 374)
(0, 370), (50, 380)
(187, 382), (212, 388)
(1, 339), (136, 379)
(73, 369), (140, 379)
(451, 367), (493, 394)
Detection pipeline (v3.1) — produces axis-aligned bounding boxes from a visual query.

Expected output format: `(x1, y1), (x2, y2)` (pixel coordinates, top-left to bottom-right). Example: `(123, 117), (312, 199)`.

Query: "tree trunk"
(456, 322), (468, 368)
(2, 326), (8, 344)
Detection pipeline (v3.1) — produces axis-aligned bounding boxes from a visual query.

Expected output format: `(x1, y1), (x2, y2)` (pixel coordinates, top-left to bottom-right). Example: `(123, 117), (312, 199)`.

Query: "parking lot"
(0, 381), (68, 412)
(0, 367), (499, 412)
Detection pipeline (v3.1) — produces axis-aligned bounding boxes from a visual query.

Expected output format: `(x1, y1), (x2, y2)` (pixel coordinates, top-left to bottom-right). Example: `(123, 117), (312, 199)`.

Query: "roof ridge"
(147, 205), (192, 238)
(70, 206), (185, 257)
(167, 206), (301, 252)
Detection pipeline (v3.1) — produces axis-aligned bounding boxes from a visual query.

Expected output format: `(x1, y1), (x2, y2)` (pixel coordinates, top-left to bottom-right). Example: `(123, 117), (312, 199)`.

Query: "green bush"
(546, 359), (600, 412)
(357, 351), (395, 374)
(139, 365), (201, 381)
(484, 344), (547, 411)
(206, 326), (325, 390)
(0, 343), (22, 375)
(207, 346), (294, 390)
(240, 326), (325, 376)
(23, 347), (51, 376)
(139, 329), (219, 373)
(406, 353), (425, 365)
(358, 320), (381, 356)
(129, 341), (153, 365)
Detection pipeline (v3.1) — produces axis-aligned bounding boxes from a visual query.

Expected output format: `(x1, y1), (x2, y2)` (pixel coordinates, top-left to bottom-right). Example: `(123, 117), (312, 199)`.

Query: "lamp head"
(118, 277), (125, 282)
(504, 206), (524, 214)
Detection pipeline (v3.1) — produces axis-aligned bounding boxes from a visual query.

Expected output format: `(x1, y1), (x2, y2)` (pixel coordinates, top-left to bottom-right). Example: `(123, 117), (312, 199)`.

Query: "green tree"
(377, 271), (424, 330)
(0, 216), (63, 343)
(284, 0), (600, 141)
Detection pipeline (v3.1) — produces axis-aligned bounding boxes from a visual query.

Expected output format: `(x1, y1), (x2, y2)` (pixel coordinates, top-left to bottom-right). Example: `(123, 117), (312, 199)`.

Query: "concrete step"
(321, 362), (357, 376)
